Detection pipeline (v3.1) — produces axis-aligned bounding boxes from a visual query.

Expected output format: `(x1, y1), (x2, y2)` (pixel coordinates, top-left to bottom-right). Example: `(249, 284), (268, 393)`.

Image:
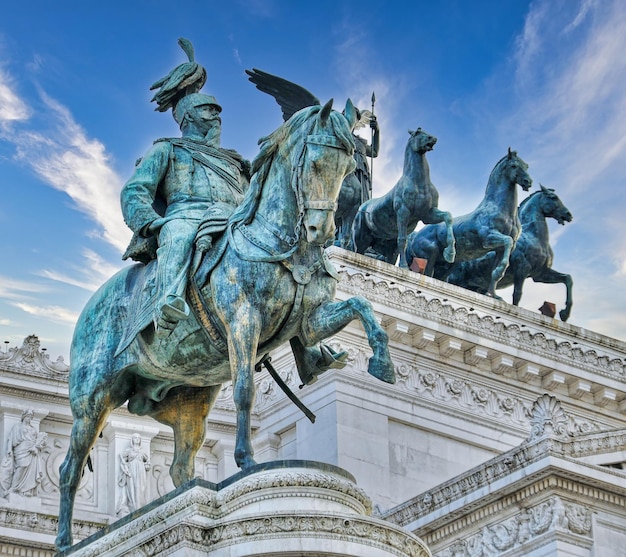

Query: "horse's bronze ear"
(344, 98), (358, 130)
(320, 98), (334, 125)
(508, 147), (512, 158)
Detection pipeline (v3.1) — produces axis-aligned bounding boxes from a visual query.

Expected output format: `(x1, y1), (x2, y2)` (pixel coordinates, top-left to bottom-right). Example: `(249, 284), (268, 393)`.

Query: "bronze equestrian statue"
(351, 127), (455, 268)
(56, 44), (396, 552)
(405, 148), (532, 296)
(447, 185), (573, 321)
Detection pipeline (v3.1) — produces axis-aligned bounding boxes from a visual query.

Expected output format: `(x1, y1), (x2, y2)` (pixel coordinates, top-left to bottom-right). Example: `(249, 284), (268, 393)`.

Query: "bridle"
(228, 129), (350, 264)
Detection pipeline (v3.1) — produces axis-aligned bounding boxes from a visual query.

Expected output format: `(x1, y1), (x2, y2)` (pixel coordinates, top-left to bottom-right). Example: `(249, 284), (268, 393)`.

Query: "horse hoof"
(367, 356), (396, 384)
(559, 309), (569, 322)
(236, 453), (257, 471)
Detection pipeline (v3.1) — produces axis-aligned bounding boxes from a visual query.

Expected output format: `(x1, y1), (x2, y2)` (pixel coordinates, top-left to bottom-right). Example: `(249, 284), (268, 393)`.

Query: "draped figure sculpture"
(117, 433), (151, 514)
(0, 409), (47, 497)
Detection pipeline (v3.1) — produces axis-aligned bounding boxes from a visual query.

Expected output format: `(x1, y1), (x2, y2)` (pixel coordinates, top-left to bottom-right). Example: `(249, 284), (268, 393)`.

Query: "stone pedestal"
(63, 460), (430, 557)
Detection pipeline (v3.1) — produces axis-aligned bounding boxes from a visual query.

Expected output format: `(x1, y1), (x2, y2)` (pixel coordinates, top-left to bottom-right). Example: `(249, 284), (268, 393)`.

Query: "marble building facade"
(0, 247), (624, 555)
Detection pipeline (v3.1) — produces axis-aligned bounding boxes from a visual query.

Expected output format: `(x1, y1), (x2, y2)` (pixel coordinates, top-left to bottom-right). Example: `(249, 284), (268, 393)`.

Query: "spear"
(370, 91), (376, 199)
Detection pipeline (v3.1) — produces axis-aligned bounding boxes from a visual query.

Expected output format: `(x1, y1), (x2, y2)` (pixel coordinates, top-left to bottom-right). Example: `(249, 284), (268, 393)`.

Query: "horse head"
(297, 98), (357, 245)
(408, 127), (437, 154)
(538, 184), (573, 225)
(503, 147), (532, 191)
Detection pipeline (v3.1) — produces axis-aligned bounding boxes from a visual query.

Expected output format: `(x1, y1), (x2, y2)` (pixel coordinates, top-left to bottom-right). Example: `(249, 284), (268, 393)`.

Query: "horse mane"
(230, 104), (355, 226)
(488, 151), (516, 185)
(519, 189), (540, 211)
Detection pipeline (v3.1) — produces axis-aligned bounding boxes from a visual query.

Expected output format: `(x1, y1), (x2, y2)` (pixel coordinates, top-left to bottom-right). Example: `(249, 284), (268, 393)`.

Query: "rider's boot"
(155, 295), (190, 338)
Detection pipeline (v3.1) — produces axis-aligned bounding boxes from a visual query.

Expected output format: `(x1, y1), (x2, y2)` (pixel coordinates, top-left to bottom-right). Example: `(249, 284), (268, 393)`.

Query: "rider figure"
(121, 92), (250, 337)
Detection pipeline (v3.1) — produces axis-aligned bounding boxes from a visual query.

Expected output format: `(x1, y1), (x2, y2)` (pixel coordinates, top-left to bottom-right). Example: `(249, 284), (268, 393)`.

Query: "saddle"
(114, 204), (234, 356)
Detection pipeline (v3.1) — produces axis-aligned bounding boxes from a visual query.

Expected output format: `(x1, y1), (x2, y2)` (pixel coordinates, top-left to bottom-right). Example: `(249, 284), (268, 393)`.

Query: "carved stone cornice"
(324, 251), (626, 423)
(430, 495), (592, 556)
(67, 465), (430, 557)
(381, 425), (626, 528)
(0, 335), (69, 378)
(215, 468), (372, 515)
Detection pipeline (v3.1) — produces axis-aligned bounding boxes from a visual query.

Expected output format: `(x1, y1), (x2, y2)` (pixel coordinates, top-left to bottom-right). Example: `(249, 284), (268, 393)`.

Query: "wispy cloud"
(0, 69), (30, 125)
(0, 67), (129, 253)
(12, 91), (129, 253)
(12, 302), (79, 325)
(0, 275), (48, 300)
(40, 249), (123, 291)
(491, 0), (626, 336)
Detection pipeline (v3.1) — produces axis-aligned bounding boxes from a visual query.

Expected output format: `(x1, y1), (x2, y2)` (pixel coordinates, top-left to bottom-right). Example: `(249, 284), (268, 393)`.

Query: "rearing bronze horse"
(406, 148), (532, 296)
(56, 100), (396, 551)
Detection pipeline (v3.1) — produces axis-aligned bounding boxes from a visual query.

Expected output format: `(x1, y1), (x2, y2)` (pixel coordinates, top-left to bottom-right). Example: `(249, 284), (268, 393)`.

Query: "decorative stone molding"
(527, 394), (570, 441)
(66, 463), (431, 557)
(329, 254), (626, 388)
(381, 396), (626, 527)
(0, 335), (69, 377)
(432, 496), (592, 557)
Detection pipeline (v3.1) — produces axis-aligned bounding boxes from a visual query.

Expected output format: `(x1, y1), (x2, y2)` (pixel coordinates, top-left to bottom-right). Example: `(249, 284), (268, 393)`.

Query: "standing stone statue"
(120, 38), (250, 340)
(0, 409), (47, 497)
(117, 433), (151, 514)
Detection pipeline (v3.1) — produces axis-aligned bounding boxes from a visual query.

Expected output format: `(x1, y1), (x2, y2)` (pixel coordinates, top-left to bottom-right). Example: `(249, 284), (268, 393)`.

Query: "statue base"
(63, 460), (430, 556)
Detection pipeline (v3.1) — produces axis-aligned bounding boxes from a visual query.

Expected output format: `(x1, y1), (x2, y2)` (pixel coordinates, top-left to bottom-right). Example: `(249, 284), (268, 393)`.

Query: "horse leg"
(56, 373), (131, 552)
(147, 385), (221, 486)
(302, 296), (395, 384)
(341, 204), (359, 250)
(227, 308), (261, 470)
(484, 234), (514, 296)
(532, 268), (574, 321)
(396, 205), (410, 268)
(351, 209), (372, 255)
(425, 209), (455, 263)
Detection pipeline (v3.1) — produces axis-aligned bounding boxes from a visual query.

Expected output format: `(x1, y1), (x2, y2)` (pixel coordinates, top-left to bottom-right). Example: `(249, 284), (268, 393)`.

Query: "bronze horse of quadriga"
(351, 128), (455, 268)
(55, 100), (396, 551)
(448, 185), (573, 320)
(405, 148), (532, 296)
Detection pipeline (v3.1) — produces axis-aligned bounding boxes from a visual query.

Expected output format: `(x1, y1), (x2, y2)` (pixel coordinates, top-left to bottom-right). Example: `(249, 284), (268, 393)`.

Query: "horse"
(447, 185), (573, 320)
(55, 100), (397, 552)
(351, 128), (455, 268)
(334, 170), (364, 249)
(405, 148), (532, 296)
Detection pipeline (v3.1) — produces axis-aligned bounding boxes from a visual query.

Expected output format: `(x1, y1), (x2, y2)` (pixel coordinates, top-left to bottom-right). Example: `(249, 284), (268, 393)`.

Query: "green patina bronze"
(447, 185), (573, 321)
(55, 41), (396, 552)
(352, 127), (456, 268)
(405, 148), (533, 296)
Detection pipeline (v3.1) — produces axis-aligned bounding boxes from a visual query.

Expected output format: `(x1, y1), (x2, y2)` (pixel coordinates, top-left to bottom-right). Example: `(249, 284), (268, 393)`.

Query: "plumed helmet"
(173, 93), (222, 125)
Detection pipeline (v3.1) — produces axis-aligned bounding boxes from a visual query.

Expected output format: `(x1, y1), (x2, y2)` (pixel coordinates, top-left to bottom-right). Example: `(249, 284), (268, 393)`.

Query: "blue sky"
(1, 0), (625, 360)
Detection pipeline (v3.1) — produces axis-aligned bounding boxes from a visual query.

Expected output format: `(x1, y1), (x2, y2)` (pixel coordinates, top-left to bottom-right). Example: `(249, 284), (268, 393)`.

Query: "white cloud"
(0, 69), (30, 125)
(0, 275), (48, 300)
(40, 249), (123, 291)
(12, 92), (130, 253)
(12, 302), (79, 326)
